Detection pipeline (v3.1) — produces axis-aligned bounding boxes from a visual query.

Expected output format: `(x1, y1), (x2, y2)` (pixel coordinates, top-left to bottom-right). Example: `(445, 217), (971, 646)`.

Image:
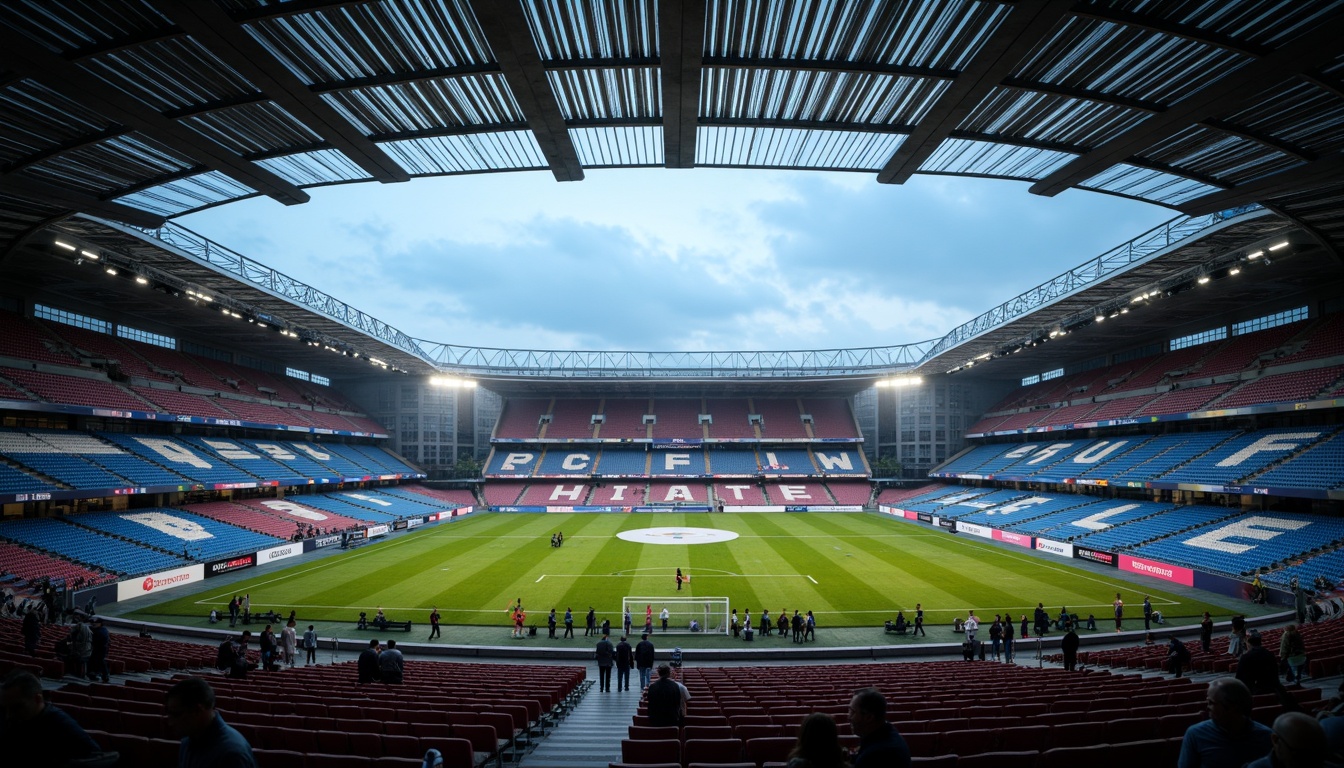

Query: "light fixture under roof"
(1268, 241), (1289, 251)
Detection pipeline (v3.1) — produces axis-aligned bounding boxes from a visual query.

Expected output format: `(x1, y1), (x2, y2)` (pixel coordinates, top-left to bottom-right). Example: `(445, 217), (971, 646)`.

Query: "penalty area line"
(807, 575), (818, 584)
(535, 575), (546, 583)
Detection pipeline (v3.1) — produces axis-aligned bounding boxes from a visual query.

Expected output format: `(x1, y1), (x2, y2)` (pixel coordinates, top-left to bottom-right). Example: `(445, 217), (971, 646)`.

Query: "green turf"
(131, 512), (1227, 630)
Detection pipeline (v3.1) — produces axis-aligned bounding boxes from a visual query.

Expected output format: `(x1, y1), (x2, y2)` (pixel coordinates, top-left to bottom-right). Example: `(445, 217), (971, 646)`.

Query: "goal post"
(622, 596), (730, 635)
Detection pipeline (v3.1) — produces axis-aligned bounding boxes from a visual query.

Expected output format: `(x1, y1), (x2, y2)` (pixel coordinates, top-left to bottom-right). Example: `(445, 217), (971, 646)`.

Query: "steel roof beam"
(1069, 6), (1270, 57)
(1177, 151), (1344, 216)
(1199, 118), (1315, 162)
(999, 77), (1166, 114)
(166, 3), (409, 184)
(3, 126), (133, 175)
(877, 0), (1077, 185)
(0, 175), (164, 229)
(660, 0), (706, 169)
(229, 0), (379, 24)
(0, 27), (309, 207)
(1031, 16), (1344, 198)
(469, 0), (584, 182)
(702, 56), (958, 81)
(309, 64), (502, 94)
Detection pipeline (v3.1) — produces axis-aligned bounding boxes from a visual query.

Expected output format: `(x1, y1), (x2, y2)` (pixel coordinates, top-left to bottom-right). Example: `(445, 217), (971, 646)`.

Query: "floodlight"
(54, 240), (76, 251)
(135, 276), (148, 285)
(1247, 250), (1263, 260)
(1229, 266), (1241, 275)
(105, 266), (117, 275)
(80, 249), (100, 261)
(1268, 241), (1289, 251)
(1197, 275), (1211, 284)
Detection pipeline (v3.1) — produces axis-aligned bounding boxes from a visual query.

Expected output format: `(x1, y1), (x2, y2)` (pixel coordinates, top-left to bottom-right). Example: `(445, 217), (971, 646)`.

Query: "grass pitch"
(134, 512), (1226, 631)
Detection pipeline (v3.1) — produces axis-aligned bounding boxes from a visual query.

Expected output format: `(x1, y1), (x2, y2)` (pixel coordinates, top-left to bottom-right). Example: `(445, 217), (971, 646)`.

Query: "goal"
(621, 596), (730, 635)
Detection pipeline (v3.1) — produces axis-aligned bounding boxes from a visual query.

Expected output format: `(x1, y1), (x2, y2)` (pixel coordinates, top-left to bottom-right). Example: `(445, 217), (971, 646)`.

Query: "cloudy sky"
(179, 168), (1173, 354)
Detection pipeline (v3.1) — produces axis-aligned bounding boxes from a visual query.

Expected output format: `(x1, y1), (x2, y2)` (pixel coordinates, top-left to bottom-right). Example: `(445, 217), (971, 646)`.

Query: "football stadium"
(2, 1), (1344, 766)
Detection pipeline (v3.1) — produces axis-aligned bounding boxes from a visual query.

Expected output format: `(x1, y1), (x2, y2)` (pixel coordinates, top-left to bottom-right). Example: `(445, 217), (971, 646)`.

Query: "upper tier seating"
(803, 399), (861, 438)
(494, 399), (549, 440)
(1268, 548), (1344, 590)
(232, 439), (347, 478)
(597, 398), (649, 439)
(1134, 382), (1234, 416)
(757, 449), (814, 474)
(705, 399), (755, 439)
(0, 310), (82, 366)
(710, 481), (767, 505)
(41, 321), (176, 384)
(0, 431), (131, 489)
(595, 450), (649, 475)
(706, 450), (760, 474)
(72, 509), (283, 561)
(1000, 497), (1148, 537)
(188, 355), (268, 398)
(1264, 312), (1344, 368)
(0, 462), (55, 495)
(901, 487), (997, 514)
(545, 399), (599, 439)
(0, 367), (150, 411)
(1250, 431), (1344, 490)
(485, 449), (538, 477)
(809, 447), (867, 476)
(130, 387), (239, 418)
(1211, 365), (1344, 409)
(1100, 344), (1213, 395)
(0, 517), (186, 576)
(754, 399), (809, 439)
(934, 489), (1031, 517)
(537, 447), (601, 475)
(649, 399), (705, 439)
(648, 449), (708, 476)
(97, 433), (261, 486)
(1105, 431), (1238, 484)
(1153, 427), (1337, 485)
(0, 376), (33, 401)
(1007, 499), (1176, 542)
(184, 437), (303, 481)
(953, 494), (1096, 527)
(336, 444), (418, 475)
(1196, 322), (1307, 377)
(0, 541), (115, 587)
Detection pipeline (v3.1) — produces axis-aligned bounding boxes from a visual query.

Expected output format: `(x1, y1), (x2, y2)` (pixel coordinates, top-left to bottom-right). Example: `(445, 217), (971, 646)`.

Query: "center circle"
(616, 527), (740, 545)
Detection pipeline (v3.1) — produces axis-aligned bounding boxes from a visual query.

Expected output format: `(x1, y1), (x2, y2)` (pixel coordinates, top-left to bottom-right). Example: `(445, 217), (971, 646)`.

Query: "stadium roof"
(1, 0), (1343, 389)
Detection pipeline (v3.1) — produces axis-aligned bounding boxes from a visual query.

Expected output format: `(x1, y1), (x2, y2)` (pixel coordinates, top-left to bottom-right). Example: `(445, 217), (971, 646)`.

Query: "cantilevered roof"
(1, 0), (1343, 261)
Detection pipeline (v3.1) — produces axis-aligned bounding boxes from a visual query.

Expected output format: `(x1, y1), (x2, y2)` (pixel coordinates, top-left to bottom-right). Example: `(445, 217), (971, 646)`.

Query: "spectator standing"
(1237, 631), (1280, 694)
(547, 609), (557, 639)
(595, 634), (614, 693)
(1034, 603), (1049, 637)
(1143, 595), (1154, 630)
(357, 639), (380, 684)
(646, 665), (684, 727)
(0, 669), (103, 766)
(989, 616), (1002, 661)
(165, 676), (258, 768)
(1230, 615), (1248, 656)
(87, 617), (111, 683)
(615, 636), (633, 692)
(805, 610), (816, 641)
(1294, 585), (1308, 625)
(1113, 593), (1124, 632)
(760, 609), (771, 638)
(302, 625), (318, 666)
(228, 596), (239, 627)
(730, 608), (739, 637)
(1280, 624), (1307, 685)
(635, 633), (656, 690)
(1168, 636), (1191, 678)
(241, 594), (250, 624)
(848, 687), (911, 768)
(660, 606), (669, 633)
(1002, 612), (1015, 663)
(912, 604), (924, 637)
(786, 712), (849, 768)
(585, 607), (596, 637)
(1177, 678), (1271, 768)
(21, 609), (40, 656)
(1200, 612), (1215, 654)
(1061, 626), (1080, 672)
(66, 616), (92, 679)
(258, 625), (276, 671)
(281, 621), (297, 667)
(792, 611), (804, 643)
(563, 607), (574, 639)
(428, 607), (441, 640)
(963, 611), (979, 644)
(378, 639), (404, 684)
(1020, 614), (1029, 639)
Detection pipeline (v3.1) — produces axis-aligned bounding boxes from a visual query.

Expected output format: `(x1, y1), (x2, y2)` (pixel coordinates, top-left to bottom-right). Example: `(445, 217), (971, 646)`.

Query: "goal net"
(621, 596), (730, 635)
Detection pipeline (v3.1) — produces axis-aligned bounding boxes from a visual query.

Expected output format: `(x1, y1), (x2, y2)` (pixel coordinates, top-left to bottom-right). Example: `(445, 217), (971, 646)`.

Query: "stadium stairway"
(518, 674), (623, 768)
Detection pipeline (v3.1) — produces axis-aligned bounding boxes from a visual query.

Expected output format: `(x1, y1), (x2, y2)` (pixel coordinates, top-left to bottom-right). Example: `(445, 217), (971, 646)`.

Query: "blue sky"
(179, 169), (1173, 353)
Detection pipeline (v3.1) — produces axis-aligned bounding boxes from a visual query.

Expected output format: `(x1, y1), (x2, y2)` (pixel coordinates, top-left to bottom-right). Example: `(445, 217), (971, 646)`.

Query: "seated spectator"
(787, 712), (849, 768)
(0, 669), (104, 767)
(1178, 678), (1271, 768)
(165, 676), (258, 768)
(357, 638), (381, 684)
(848, 687), (910, 767)
(1246, 712), (1329, 768)
(378, 639), (404, 684)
